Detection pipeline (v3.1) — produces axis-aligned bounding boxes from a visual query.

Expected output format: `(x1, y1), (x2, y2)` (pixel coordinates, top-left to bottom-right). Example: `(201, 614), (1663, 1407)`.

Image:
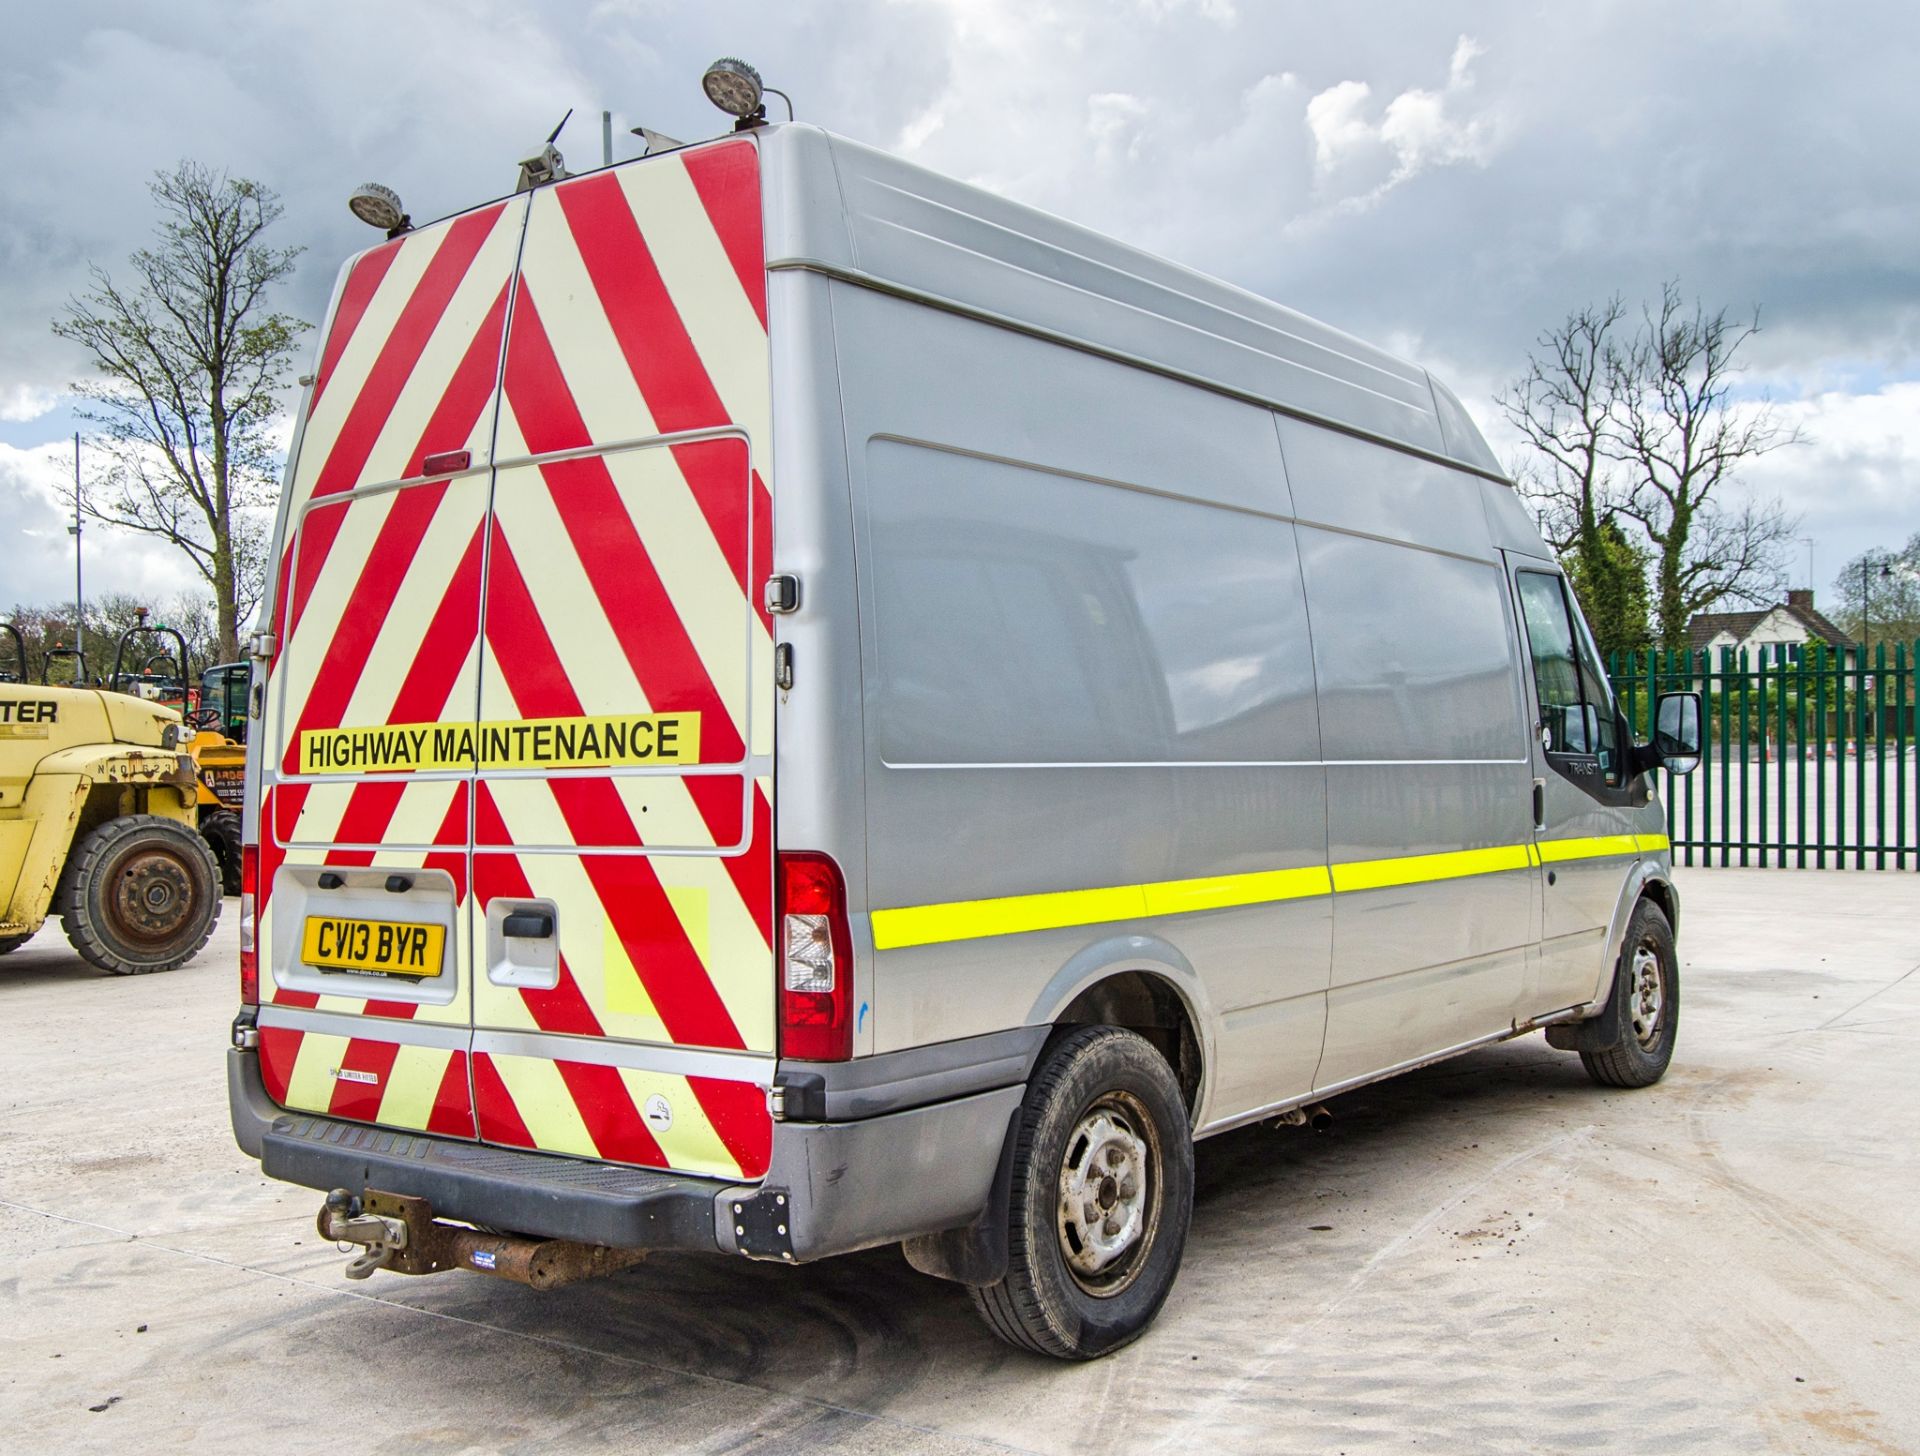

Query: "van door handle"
(1532, 778), (1546, 830)
(503, 911), (554, 939)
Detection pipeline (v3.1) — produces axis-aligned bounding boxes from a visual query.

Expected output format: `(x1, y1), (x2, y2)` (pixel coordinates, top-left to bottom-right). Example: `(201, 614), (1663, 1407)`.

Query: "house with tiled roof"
(1688, 589), (1854, 660)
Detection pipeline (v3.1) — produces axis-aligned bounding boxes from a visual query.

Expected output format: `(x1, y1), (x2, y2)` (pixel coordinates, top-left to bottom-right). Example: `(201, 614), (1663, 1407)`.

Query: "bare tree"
(52, 161), (305, 660)
(1613, 283), (1802, 649)
(1499, 298), (1651, 656)
(1500, 297), (1631, 553)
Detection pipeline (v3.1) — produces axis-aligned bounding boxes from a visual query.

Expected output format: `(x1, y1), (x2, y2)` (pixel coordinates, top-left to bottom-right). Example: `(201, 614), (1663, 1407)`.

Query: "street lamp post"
(68, 432), (83, 675)
(1862, 557), (1895, 654)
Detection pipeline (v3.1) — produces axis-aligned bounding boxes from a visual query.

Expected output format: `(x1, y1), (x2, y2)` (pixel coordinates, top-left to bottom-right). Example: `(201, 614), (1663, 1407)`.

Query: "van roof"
(325, 123), (1503, 480)
(758, 123), (1505, 479)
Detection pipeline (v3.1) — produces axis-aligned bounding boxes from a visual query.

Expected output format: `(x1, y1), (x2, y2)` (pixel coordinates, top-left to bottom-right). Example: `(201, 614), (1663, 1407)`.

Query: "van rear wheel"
(59, 815), (221, 975)
(968, 1025), (1193, 1360)
(1577, 898), (1678, 1089)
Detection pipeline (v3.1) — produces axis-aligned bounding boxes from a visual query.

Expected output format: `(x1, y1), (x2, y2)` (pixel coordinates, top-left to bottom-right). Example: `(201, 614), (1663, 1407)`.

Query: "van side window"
(1515, 572), (1622, 786)
(1568, 608), (1622, 786)
(1516, 573), (1587, 752)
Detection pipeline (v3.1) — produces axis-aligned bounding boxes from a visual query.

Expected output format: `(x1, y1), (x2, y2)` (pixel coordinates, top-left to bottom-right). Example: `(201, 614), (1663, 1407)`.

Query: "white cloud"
(0, 384), (58, 422)
(1305, 34), (1502, 208)
(1135, 0), (1239, 24)
(1738, 382), (1920, 588)
(1306, 81), (1375, 175)
(1088, 92), (1153, 167)
(0, 441), (200, 611)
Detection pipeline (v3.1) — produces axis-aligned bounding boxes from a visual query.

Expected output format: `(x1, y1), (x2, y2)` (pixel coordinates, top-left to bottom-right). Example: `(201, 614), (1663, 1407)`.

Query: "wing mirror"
(1637, 692), (1702, 776)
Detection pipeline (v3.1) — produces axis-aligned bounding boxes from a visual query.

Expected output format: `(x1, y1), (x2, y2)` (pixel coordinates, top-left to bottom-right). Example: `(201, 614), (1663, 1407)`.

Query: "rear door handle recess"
(503, 911), (554, 939)
(1532, 777), (1546, 831)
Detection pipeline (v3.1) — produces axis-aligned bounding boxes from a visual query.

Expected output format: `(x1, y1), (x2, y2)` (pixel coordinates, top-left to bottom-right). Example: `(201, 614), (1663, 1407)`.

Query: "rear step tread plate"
(262, 1112), (726, 1252)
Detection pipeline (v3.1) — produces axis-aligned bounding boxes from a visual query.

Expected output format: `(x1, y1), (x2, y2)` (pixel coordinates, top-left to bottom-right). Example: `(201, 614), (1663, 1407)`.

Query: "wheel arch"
(1638, 874), (1679, 938)
(1024, 935), (1214, 1121)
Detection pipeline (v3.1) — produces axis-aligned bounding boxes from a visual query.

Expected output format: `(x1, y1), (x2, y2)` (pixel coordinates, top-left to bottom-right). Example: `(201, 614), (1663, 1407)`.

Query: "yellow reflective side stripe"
(1536, 833), (1643, 864)
(870, 866), (1332, 952)
(1327, 843), (1533, 893)
(870, 833), (1662, 951)
(1140, 865), (1332, 918)
(872, 884), (1147, 951)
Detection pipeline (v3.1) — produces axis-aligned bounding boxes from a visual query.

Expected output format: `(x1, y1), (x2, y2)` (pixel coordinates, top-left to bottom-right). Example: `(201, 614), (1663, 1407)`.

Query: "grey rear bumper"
(228, 1027), (1039, 1262)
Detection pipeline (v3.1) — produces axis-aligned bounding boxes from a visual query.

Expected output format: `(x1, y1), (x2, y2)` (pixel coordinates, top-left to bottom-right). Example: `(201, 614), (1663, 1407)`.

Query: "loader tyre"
(1578, 897), (1678, 1089)
(201, 808), (244, 896)
(59, 815), (221, 975)
(968, 1025), (1193, 1360)
(0, 935), (29, 955)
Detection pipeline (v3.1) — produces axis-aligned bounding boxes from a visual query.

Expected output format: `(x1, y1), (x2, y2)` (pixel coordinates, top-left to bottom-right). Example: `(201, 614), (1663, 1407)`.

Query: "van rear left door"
(256, 197), (528, 1137)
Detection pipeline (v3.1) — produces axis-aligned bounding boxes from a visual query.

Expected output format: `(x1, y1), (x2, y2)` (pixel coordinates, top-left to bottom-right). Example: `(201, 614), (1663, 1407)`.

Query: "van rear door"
(257, 196), (529, 1137)
(468, 141), (777, 1181)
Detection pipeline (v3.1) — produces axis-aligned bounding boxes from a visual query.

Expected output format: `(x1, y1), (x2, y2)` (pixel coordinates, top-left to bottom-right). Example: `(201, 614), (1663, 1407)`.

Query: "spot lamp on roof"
(702, 57), (792, 129)
(347, 183), (410, 238)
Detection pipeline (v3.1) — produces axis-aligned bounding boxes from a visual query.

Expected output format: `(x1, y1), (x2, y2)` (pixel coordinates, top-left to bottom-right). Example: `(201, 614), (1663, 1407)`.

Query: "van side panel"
(1279, 419), (1539, 1089)
(837, 287), (1332, 1126)
(256, 197), (529, 1137)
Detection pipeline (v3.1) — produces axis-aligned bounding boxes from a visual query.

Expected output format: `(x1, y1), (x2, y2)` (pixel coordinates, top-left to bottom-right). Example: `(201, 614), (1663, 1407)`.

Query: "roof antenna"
(517, 108), (574, 192)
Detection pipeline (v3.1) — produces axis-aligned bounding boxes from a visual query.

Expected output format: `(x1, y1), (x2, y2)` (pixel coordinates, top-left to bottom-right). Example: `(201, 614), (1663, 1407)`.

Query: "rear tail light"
(239, 843), (260, 1006)
(777, 851), (853, 1061)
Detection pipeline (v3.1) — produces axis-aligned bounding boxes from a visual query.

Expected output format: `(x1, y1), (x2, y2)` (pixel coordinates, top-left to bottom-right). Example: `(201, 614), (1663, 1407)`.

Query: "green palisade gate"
(1606, 642), (1920, 870)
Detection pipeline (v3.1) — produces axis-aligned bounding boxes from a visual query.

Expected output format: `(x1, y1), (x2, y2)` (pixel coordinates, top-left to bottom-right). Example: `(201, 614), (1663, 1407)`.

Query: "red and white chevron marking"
(256, 140), (775, 1183)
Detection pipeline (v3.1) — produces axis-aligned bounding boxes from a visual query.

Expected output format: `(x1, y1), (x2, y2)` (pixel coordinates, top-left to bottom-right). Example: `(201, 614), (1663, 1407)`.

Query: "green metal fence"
(1606, 642), (1920, 870)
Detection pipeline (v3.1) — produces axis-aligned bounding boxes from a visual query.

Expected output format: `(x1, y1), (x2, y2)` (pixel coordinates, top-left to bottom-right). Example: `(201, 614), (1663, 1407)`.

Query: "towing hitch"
(318, 1189), (647, 1290)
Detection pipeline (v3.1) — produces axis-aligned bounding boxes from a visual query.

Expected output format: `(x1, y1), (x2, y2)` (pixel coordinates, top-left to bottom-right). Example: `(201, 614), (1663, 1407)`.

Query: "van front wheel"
(968, 1025), (1193, 1360)
(1578, 897), (1678, 1089)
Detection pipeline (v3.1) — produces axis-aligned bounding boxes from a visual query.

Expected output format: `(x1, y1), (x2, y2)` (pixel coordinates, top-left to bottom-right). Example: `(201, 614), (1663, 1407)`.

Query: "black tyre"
(0, 934), (29, 956)
(202, 808), (244, 896)
(1579, 898), (1678, 1089)
(58, 815), (221, 975)
(969, 1026), (1194, 1360)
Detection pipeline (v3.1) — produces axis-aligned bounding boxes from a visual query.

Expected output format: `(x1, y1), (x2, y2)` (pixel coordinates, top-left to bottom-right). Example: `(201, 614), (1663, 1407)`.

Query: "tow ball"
(318, 1188), (647, 1289)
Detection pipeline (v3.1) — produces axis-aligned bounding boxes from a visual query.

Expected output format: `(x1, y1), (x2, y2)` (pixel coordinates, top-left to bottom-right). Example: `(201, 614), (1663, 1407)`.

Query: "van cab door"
(1507, 560), (1642, 1011)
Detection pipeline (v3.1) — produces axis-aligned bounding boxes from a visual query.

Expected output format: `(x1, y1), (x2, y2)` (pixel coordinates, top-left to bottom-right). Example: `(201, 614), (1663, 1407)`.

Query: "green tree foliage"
(52, 161), (305, 661)
(1562, 515), (1651, 658)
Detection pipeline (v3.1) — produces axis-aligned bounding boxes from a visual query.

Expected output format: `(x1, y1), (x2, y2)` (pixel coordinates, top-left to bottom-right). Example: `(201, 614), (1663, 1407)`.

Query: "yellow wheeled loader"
(108, 611), (250, 896)
(0, 621), (220, 973)
(184, 662), (249, 895)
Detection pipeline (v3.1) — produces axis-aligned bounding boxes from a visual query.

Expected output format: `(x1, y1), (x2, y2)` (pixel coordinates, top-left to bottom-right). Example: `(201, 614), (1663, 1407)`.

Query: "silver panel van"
(229, 120), (1702, 1359)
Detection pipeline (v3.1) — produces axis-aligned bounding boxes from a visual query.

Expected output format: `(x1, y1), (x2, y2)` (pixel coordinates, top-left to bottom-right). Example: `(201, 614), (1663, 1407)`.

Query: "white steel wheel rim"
(1056, 1091), (1160, 1297)
(1630, 942), (1665, 1047)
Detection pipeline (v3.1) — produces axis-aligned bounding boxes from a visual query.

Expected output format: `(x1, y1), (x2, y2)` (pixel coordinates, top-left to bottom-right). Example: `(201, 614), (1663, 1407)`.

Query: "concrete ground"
(1, 868), (1915, 1455)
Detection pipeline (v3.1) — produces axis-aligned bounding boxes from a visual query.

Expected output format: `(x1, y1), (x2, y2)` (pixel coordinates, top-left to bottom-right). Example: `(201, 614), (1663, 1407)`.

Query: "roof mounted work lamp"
(702, 57), (793, 129)
(347, 183), (410, 238)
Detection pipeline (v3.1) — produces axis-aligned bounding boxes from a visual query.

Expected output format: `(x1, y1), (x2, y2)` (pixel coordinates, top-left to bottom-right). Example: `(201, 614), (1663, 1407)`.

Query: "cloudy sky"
(3, 0), (1916, 616)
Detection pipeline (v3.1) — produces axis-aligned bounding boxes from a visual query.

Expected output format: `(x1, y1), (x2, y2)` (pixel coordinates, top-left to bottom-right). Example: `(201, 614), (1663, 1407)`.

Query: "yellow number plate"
(301, 916), (446, 979)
